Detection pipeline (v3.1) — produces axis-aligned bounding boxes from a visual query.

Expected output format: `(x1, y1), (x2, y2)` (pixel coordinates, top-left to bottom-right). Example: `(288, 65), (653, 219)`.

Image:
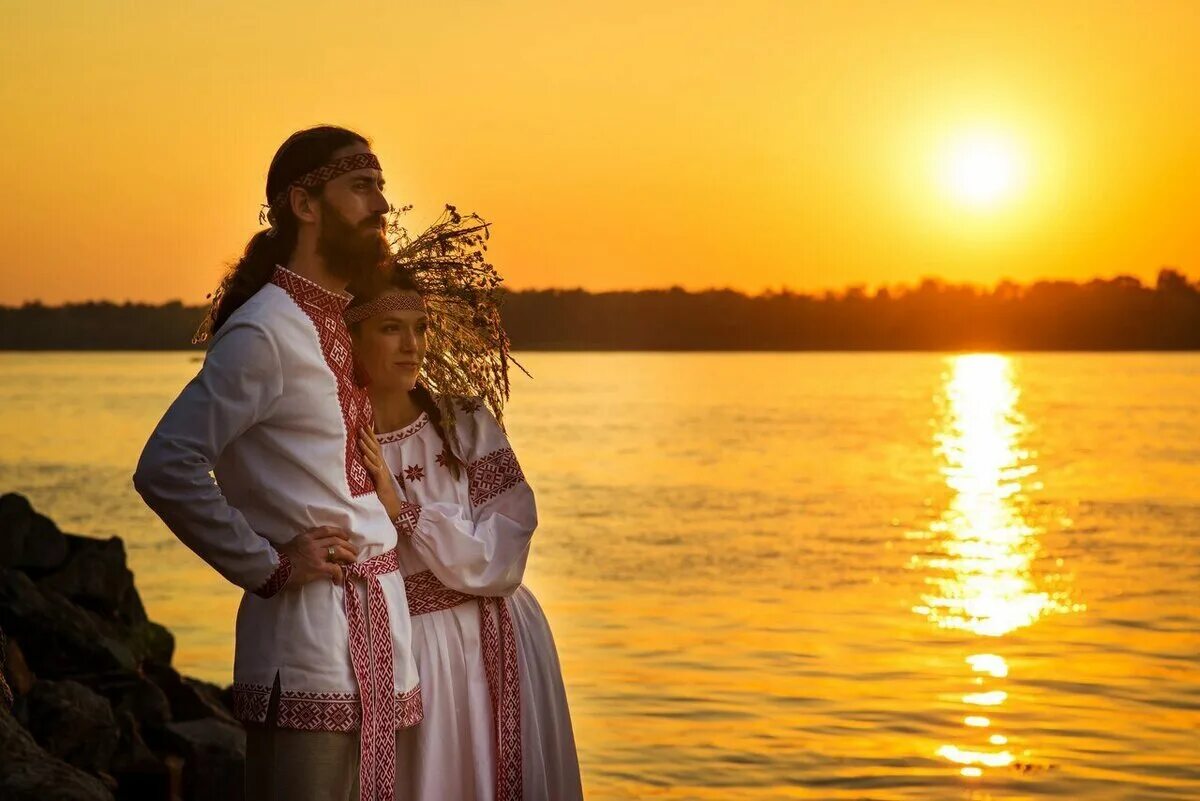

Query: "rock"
(86, 612), (175, 668)
(152, 718), (245, 801)
(125, 619), (175, 666)
(110, 710), (172, 801)
(38, 534), (175, 666)
(82, 670), (173, 730)
(0, 702), (114, 801)
(144, 662), (236, 725)
(40, 535), (147, 624)
(1, 495), (251, 801)
(0, 659), (9, 709)
(4, 635), (36, 696)
(23, 679), (119, 773)
(164, 754), (186, 801)
(0, 568), (136, 677)
(0, 493), (69, 573)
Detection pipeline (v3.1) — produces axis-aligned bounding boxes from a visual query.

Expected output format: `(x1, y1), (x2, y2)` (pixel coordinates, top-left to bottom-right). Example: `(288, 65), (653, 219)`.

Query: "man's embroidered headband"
(270, 152), (382, 208)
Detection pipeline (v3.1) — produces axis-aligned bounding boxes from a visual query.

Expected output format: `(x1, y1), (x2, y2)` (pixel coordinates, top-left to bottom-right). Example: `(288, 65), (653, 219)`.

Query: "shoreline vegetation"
(0, 493), (243, 801)
(1, 269), (1198, 352)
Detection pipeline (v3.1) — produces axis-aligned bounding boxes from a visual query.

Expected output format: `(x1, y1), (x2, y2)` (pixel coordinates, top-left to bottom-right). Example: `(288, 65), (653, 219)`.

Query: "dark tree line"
(1, 269), (1198, 351)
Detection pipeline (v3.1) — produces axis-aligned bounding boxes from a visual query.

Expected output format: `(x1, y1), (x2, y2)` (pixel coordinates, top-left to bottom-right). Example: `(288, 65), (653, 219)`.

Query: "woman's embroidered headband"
(343, 291), (428, 325)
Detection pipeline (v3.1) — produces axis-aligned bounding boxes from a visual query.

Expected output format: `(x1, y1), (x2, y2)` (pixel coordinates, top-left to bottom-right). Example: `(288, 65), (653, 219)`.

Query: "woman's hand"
(358, 426), (405, 519)
(278, 525), (359, 587)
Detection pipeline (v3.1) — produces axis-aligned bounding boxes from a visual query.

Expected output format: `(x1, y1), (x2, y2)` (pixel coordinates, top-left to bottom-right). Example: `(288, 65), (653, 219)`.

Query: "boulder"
(0, 493), (68, 573)
(144, 661), (236, 724)
(88, 613), (175, 668)
(4, 635), (36, 696)
(22, 679), (119, 773)
(81, 670), (173, 730)
(109, 710), (173, 801)
(0, 702), (114, 801)
(38, 533), (175, 665)
(40, 534), (147, 624)
(154, 718), (245, 801)
(0, 568), (136, 677)
(2, 494), (251, 801)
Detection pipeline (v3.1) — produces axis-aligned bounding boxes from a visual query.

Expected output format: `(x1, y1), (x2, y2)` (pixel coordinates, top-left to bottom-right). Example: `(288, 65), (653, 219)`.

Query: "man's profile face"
(315, 142), (391, 283)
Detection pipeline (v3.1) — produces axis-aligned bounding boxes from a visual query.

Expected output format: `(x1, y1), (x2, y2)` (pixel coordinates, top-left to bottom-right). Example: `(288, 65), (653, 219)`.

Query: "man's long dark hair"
(199, 125), (369, 340)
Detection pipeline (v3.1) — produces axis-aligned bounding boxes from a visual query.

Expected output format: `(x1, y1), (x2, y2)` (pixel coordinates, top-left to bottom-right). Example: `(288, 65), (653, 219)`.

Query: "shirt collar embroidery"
(270, 264), (353, 315)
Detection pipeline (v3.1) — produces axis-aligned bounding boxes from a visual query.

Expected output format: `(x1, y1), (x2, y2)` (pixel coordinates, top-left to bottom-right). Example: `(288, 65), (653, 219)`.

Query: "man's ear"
(290, 187), (319, 224)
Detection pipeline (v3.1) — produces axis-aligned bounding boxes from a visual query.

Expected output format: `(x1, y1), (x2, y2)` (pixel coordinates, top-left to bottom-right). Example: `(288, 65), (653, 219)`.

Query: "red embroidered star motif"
(435, 452), (447, 468)
(457, 398), (482, 414)
(393, 472), (405, 488)
(404, 464), (426, 482)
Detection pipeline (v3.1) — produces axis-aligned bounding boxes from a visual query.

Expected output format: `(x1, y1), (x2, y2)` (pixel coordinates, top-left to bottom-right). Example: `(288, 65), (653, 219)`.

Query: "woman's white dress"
(378, 399), (583, 801)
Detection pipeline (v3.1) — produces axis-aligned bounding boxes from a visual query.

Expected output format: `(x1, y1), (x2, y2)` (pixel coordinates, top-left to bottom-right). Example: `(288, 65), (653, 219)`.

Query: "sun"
(939, 132), (1027, 208)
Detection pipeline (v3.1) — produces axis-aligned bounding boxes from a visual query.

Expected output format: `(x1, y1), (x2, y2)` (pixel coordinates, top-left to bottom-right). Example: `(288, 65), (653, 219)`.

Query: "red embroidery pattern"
(482, 593), (523, 801)
(377, 413), (428, 444)
(435, 451), (447, 468)
(343, 547), (405, 801)
(404, 569), (474, 614)
(271, 152), (382, 207)
(231, 683), (423, 731)
(468, 448), (526, 507)
(391, 502), (421, 538)
(235, 544), (413, 801)
(271, 267), (376, 498)
(279, 690), (362, 730)
(231, 682), (269, 722)
(344, 291), (427, 325)
(457, 398), (483, 414)
(405, 571), (523, 801)
(404, 464), (425, 482)
(252, 551), (293, 598)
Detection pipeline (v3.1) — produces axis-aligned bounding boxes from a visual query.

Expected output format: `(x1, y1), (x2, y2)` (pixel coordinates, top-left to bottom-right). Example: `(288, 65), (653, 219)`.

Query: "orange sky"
(1, 1), (1198, 304)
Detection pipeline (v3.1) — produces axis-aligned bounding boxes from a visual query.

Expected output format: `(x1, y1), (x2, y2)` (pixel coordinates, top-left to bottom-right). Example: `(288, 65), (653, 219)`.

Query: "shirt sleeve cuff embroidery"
(253, 550), (292, 598)
(392, 502), (422, 538)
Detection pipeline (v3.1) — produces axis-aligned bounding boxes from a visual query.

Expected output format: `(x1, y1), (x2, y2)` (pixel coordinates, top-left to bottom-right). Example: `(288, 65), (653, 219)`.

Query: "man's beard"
(316, 200), (390, 284)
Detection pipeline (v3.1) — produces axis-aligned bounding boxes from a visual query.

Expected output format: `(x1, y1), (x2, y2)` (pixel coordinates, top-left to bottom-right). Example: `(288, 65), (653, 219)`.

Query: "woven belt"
(343, 548), (402, 801)
(405, 570), (523, 801)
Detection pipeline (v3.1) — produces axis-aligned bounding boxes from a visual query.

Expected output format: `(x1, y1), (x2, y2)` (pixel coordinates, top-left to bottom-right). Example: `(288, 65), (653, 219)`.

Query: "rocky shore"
(0, 492), (246, 801)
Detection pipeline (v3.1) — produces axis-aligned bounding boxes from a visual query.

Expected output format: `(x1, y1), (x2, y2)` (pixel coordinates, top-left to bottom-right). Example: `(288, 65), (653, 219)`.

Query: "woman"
(346, 243), (584, 801)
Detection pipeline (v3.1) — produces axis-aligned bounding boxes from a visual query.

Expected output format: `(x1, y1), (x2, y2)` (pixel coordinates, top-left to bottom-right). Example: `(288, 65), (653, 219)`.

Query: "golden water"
(1, 352), (1196, 799)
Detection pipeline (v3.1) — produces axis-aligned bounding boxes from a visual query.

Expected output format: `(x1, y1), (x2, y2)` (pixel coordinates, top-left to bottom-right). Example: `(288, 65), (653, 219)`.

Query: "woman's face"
(350, 290), (428, 392)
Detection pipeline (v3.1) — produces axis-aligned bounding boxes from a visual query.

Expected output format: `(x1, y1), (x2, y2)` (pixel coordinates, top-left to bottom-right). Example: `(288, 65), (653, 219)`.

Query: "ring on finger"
(327, 545), (337, 562)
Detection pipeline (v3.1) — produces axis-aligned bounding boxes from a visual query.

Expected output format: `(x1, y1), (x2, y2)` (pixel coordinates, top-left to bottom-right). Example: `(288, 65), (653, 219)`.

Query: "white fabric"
(380, 405), (584, 801)
(133, 267), (420, 704)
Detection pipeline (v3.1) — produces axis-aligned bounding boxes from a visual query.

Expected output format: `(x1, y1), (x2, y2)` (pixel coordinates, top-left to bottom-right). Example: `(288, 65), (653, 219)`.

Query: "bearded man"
(134, 125), (420, 801)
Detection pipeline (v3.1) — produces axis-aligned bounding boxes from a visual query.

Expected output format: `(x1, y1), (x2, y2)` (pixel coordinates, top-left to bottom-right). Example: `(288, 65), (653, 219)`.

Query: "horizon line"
(4, 266), (1196, 308)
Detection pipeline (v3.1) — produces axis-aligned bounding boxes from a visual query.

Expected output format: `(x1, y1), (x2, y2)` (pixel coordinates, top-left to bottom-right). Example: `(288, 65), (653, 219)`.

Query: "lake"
(1, 351), (1196, 800)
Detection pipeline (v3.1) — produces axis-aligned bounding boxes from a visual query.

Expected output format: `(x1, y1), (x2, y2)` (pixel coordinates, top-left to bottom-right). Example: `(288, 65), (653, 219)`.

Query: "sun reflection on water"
(910, 354), (1084, 779)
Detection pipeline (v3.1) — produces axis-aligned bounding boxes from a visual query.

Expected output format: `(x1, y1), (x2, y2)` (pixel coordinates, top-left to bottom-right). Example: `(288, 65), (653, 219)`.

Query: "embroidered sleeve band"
(467, 447), (526, 507)
(253, 550), (293, 598)
(391, 502), (422, 537)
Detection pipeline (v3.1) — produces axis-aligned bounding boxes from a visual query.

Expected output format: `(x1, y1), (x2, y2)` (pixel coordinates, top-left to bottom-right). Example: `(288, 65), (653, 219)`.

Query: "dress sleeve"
(394, 402), (535, 596)
(132, 321), (291, 597)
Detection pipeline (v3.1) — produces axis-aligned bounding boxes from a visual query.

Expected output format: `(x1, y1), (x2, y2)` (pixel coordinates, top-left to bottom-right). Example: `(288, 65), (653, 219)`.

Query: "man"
(134, 126), (419, 801)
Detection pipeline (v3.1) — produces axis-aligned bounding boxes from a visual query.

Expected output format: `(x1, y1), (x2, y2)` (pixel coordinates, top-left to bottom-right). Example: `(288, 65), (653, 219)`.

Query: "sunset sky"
(1, 1), (1198, 304)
